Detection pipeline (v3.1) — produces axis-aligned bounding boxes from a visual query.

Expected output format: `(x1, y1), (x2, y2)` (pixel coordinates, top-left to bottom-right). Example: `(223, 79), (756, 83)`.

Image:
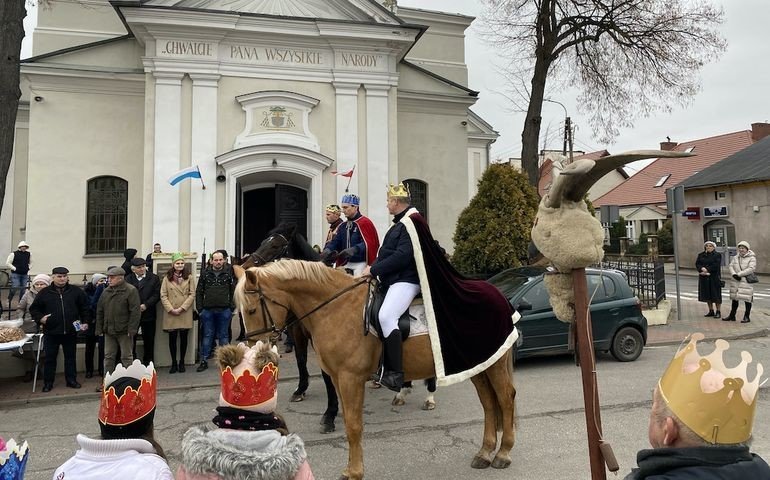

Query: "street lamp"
(544, 98), (573, 162)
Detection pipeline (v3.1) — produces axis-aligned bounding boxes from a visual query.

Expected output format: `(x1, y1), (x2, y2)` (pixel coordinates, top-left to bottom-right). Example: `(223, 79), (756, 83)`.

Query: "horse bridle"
(241, 275), (370, 339)
(248, 234), (289, 266)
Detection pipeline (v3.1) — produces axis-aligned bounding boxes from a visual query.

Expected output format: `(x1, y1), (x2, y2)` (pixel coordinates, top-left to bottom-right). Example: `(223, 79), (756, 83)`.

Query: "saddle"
(364, 281), (424, 341)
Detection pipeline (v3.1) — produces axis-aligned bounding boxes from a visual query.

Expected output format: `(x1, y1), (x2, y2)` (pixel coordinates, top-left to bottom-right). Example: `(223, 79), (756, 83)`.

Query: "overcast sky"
(23, 1), (769, 175)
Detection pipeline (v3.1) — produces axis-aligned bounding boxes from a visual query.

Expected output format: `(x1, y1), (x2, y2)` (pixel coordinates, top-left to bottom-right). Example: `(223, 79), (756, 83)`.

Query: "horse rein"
(241, 276), (371, 340)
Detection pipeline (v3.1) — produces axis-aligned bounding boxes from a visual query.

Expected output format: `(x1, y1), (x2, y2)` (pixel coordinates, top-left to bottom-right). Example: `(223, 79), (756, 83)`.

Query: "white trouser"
(379, 282), (421, 336)
(344, 261), (367, 276)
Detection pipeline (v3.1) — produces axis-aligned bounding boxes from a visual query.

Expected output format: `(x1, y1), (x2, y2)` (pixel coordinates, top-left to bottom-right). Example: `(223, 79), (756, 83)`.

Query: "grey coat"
(729, 251), (757, 302)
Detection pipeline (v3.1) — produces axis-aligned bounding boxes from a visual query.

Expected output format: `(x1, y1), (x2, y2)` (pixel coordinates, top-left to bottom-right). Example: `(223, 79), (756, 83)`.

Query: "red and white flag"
(331, 166), (355, 177)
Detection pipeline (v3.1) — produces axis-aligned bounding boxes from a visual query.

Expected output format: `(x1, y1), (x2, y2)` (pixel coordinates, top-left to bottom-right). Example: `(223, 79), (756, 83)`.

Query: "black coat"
(29, 283), (91, 335)
(696, 250), (722, 303)
(625, 446), (770, 479)
(125, 272), (161, 323)
(370, 209), (419, 287)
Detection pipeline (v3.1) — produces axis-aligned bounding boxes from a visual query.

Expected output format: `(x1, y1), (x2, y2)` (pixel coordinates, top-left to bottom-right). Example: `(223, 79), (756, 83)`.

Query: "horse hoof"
(320, 422), (336, 434)
(290, 393), (305, 402)
(421, 400), (436, 410)
(391, 396), (405, 406)
(491, 456), (512, 469)
(471, 456), (491, 469)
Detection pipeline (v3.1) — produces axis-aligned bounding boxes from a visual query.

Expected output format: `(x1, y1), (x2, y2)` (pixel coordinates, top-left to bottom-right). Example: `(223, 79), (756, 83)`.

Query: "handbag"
(746, 273), (759, 284)
(719, 280), (726, 288)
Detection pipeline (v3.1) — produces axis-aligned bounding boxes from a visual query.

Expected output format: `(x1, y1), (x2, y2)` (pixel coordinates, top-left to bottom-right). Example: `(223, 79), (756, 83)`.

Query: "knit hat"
(91, 273), (107, 286)
(703, 241), (716, 249)
(737, 241), (751, 250)
(171, 252), (185, 263)
(99, 360), (157, 440)
(31, 274), (51, 287)
(216, 342), (279, 414)
(340, 193), (360, 206)
(0, 437), (29, 480)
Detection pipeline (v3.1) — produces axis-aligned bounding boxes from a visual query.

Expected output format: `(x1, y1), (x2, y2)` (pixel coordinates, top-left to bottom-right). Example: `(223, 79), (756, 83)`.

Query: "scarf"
(212, 407), (286, 432)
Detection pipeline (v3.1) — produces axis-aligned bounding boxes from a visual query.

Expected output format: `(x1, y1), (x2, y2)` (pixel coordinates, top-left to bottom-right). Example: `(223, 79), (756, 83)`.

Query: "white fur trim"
(401, 209), (520, 386)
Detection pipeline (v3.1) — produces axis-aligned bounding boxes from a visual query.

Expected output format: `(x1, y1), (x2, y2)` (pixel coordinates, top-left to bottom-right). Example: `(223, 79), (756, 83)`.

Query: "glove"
(338, 247), (356, 260)
(320, 250), (337, 265)
(733, 274), (741, 281)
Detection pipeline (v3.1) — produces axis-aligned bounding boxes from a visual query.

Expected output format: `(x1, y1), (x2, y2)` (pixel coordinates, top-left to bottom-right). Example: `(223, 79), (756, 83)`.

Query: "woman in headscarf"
(695, 241), (722, 318)
(724, 240), (757, 323)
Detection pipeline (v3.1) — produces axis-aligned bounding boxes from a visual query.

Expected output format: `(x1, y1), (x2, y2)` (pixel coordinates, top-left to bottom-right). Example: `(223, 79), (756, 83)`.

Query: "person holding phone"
(29, 266), (91, 392)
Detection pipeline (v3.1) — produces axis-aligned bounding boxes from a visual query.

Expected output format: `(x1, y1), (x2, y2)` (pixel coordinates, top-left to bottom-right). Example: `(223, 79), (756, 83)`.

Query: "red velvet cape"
(353, 215), (380, 266)
(401, 209), (518, 386)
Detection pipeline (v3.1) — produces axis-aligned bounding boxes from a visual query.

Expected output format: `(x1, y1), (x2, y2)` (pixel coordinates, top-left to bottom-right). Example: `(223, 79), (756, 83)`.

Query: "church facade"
(4, 0), (497, 274)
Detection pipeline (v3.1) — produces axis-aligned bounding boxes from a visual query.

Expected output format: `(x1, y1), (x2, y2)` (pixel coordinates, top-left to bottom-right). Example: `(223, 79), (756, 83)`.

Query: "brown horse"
(234, 259), (517, 480)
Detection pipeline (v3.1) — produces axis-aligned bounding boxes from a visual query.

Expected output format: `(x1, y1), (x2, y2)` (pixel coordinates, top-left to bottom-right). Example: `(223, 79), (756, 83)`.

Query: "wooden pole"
(572, 268), (606, 480)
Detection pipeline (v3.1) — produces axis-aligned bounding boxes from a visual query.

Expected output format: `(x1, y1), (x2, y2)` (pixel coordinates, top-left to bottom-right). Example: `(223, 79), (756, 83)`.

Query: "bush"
(603, 215), (626, 254)
(657, 219), (674, 254)
(452, 164), (539, 276)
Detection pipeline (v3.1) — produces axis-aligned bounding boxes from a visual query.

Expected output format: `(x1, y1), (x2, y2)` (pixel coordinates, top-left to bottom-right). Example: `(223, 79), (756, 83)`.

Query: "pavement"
(1, 264), (767, 407)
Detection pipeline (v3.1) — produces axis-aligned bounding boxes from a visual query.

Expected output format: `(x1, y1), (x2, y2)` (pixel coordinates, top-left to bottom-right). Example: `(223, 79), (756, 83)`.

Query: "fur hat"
(0, 437), (30, 480)
(171, 252), (185, 263)
(216, 342), (279, 414)
(737, 241), (751, 250)
(99, 360), (157, 439)
(340, 193), (360, 206)
(31, 274), (51, 287)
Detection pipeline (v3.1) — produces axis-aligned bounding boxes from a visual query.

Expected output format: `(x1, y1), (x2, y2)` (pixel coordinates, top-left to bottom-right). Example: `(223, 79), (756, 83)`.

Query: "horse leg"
(320, 370), (339, 434)
(392, 381), (412, 406)
(485, 351), (517, 469)
(469, 373), (498, 469)
(290, 326), (310, 402)
(336, 372), (367, 480)
(422, 377), (436, 411)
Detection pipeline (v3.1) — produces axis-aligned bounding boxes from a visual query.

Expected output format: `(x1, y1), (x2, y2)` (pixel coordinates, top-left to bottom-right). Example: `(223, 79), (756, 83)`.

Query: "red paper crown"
(98, 362), (157, 426)
(220, 363), (278, 409)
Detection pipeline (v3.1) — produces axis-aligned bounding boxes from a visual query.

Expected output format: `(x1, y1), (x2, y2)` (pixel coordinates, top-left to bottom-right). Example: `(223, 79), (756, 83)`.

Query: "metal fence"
(597, 255), (666, 309)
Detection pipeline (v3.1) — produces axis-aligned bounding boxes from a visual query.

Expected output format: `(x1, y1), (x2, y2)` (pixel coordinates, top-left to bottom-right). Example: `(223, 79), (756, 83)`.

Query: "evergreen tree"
(452, 164), (539, 276)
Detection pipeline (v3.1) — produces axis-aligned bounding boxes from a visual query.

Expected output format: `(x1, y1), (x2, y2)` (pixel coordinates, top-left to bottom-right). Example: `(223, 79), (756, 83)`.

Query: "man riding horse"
(322, 193), (379, 276)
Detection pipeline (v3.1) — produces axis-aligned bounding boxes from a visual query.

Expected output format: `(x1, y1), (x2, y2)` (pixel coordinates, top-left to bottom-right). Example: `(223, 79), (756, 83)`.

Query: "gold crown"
(659, 333), (763, 444)
(387, 183), (410, 198)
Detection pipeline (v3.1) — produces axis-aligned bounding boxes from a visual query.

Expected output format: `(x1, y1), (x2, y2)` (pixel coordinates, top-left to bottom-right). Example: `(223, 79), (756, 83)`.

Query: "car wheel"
(610, 326), (644, 362)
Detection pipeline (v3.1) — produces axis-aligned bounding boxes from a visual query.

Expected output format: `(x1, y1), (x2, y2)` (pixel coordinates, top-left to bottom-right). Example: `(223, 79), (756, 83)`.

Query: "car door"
(516, 278), (570, 354)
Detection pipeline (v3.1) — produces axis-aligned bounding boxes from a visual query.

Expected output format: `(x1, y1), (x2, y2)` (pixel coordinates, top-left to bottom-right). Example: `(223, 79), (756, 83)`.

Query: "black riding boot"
(742, 302), (752, 323)
(380, 331), (404, 393)
(723, 300), (738, 321)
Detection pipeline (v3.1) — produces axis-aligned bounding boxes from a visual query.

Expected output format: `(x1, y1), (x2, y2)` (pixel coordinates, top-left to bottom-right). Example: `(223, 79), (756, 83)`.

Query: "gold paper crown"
(659, 333), (763, 444)
(387, 182), (410, 198)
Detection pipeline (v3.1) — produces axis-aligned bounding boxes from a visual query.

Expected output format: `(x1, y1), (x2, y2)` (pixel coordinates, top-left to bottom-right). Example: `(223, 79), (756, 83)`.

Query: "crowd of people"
(1, 186), (768, 480)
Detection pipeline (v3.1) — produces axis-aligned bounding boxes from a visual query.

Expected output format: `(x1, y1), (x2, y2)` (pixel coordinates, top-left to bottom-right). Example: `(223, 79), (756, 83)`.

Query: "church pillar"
(152, 72), (183, 250)
(364, 84), (390, 237)
(189, 73), (220, 256)
(334, 82), (360, 200)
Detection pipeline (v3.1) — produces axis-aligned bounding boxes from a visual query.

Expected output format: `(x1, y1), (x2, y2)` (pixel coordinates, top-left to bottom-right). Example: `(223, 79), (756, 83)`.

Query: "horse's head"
(242, 234), (290, 268)
(233, 264), (292, 342)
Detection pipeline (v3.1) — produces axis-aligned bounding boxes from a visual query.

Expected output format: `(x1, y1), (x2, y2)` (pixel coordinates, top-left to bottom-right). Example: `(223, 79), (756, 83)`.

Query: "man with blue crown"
(322, 193), (379, 276)
(362, 183), (517, 392)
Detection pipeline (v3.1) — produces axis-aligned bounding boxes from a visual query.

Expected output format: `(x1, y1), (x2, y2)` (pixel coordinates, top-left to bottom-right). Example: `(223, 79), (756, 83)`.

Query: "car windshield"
(487, 268), (543, 297)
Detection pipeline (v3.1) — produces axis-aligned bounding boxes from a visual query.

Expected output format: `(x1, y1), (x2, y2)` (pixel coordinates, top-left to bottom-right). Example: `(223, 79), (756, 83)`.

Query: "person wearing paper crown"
(53, 360), (173, 479)
(625, 333), (770, 479)
(322, 193), (380, 275)
(361, 183), (516, 391)
(177, 341), (314, 480)
(0, 436), (30, 480)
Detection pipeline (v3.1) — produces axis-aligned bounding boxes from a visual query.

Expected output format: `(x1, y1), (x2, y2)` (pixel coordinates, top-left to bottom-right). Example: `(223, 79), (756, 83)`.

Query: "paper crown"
(387, 183), (410, 198)
(99, 360), (158, 427)
(340, 193), (360, 206)
(0, 438), (29, 480)
(218, 342), (280, 413)
(659, 333), (764, 444)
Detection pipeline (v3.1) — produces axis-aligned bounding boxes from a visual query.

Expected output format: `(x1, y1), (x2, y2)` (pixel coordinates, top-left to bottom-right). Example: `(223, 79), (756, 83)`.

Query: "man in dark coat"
(625, 333), (770, 479)
(97, 267), (141, 374)
(126, 257), (161, 364)
(323, 194), (379, 275)
(29, 266), (91, 392)
(195, 250), (236, 372)
(696, 241), (722, 318)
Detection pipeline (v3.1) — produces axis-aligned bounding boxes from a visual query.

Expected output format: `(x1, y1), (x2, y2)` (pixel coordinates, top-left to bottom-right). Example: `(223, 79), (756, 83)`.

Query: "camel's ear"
(245, 268), (258, 288)
(233, 264), (244, 280)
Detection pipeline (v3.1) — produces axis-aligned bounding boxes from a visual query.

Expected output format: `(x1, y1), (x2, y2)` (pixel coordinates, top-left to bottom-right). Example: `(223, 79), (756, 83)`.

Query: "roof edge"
(400, 59), (478, 96)
(21, 34), (134, 64)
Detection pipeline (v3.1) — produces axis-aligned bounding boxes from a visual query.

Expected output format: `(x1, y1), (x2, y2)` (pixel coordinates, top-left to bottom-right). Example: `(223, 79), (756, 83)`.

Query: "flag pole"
(197, 165), (206, 190)
(345, 166), (355, 192)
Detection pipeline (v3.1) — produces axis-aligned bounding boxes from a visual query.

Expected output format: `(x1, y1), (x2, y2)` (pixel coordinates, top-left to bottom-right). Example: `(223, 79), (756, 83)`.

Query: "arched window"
(86, 176), (128, 254)
(403, 179), (428, 222)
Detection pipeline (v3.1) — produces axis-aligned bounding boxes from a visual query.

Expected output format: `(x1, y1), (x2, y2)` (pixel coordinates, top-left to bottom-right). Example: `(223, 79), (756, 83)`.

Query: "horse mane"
(234, 259), (351, 310)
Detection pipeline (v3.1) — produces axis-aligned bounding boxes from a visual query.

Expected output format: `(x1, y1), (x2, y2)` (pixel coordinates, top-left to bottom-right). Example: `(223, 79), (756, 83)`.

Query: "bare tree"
(0, 0), (26, 217)
(482, 0), (726, 187)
